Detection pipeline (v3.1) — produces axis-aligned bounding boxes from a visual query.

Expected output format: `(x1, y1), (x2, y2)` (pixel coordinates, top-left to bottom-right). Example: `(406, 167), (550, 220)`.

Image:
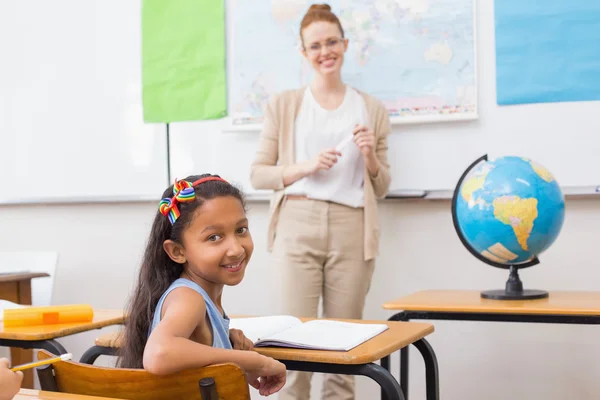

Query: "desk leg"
(383, 342), (436, 400)
(381, 355), (391, 400)
(381, 349), (409, 400)
(281, 360), (405, 400)
(388, 311), (410, 400)
(412, 338), (439, 400)
(400, 347), (409, 398)
(40, 340), (68, 356)
(9, 346), (32, 388)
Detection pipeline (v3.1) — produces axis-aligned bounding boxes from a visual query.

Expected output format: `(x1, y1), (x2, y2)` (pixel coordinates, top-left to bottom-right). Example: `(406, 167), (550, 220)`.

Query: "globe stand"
(452, 154), (550, 301)
(480, 265), (548, 300)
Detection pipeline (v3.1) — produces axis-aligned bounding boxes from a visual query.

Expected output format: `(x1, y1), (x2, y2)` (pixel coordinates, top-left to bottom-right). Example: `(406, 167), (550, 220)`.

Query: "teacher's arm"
(250, 96), (286, 190)
(369, 104), (392, 198)
(250, 95), (333, 189)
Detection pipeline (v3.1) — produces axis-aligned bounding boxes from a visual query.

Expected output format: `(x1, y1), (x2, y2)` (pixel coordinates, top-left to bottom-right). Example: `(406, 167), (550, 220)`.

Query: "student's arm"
(143, 288), (285, 395)
(0, 358), (23, 400)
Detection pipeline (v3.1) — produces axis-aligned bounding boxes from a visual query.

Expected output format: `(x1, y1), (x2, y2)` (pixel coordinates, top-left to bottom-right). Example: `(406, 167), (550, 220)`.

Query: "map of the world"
(229, 0), (477, 125)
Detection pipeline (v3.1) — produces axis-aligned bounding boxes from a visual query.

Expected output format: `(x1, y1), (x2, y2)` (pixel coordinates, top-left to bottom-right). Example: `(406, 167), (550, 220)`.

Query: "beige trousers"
(272, 197), (376, 400)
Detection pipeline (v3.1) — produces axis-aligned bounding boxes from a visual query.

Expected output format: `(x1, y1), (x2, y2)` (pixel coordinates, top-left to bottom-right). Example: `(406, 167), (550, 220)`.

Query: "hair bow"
(159, 179), (196, 225)
(158, 176), (229, 225)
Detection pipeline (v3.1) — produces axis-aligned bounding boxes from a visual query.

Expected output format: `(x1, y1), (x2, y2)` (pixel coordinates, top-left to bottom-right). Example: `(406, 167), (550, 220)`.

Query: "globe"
(451, 155), (565, 300)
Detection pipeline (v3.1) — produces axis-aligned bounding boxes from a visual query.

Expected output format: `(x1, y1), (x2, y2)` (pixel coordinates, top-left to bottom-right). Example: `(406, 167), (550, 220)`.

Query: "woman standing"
(250, 4), (391, 399)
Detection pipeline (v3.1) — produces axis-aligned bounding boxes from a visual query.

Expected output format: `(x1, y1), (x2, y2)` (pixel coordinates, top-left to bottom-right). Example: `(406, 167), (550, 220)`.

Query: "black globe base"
(481, 288), (548, 300)
(480, 265), (549, 301)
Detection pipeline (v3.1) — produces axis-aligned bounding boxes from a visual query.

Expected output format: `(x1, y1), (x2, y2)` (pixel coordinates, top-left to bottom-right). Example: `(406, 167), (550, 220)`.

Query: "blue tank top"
(149, 278), (232, 349)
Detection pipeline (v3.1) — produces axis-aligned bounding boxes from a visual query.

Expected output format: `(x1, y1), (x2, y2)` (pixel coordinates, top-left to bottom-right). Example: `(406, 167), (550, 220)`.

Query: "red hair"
(300, 3), (344, 43)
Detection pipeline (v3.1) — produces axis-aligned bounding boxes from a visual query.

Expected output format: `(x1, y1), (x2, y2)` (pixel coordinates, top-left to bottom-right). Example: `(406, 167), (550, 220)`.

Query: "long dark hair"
(117, 173), (245, 369)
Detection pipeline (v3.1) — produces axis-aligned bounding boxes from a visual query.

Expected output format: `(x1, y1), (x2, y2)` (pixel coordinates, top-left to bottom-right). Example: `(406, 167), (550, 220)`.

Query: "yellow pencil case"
(3, 304), (94, 327)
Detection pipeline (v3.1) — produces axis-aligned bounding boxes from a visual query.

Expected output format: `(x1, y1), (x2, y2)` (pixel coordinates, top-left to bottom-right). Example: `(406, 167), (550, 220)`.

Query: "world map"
(229, 0), (477, 125)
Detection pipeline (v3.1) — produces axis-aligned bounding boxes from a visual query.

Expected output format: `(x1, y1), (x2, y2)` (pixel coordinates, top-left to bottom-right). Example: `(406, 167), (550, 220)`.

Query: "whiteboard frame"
(0, 195), (161, 206)
(224, 0), (479, 132)
(1, 184), (594, 205)
(222, 111), (479, 133)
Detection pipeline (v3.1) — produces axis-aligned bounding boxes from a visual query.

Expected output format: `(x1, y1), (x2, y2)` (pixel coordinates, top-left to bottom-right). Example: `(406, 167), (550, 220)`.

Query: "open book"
(229, 316), (388, 352)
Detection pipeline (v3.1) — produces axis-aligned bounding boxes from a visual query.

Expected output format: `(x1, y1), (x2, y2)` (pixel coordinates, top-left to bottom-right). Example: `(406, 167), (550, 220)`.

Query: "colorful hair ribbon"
(159, 177), (229, 225)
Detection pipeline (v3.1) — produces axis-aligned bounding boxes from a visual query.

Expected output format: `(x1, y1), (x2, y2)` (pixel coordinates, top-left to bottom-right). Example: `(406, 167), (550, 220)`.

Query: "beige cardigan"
(249, 87), (391, 261)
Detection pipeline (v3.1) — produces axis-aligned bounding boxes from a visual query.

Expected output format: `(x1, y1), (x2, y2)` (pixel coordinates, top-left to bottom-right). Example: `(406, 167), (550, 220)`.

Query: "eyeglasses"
(304, 37), (344, 54)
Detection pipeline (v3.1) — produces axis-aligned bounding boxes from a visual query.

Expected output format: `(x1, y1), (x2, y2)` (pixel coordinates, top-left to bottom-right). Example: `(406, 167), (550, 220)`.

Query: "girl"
(117, 174), (286, 397)
(250, 3), (391, 400)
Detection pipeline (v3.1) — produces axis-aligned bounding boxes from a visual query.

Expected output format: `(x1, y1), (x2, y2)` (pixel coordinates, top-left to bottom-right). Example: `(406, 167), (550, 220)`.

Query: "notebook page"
(229, 315), (302, 344)
(259, 320), (389, 351)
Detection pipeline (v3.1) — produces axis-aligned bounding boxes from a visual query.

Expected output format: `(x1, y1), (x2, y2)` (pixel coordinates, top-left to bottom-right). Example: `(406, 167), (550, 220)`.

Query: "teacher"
(249, 3), (391, 400)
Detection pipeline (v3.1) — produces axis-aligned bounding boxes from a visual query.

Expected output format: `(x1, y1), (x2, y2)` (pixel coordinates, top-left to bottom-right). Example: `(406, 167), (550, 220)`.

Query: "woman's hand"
(304, 148), (342, 175)
(353, 124), (381, 176)
(246, 355), (287, 396)
(282, 148), (341, 186)
(353, 124), (375, 158)
(229, 329), (254, 351)
(0, 358), (23, 400)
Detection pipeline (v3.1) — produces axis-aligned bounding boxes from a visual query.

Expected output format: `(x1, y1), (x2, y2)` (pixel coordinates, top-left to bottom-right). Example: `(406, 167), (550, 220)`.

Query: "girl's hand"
(229, 328), (254, 351)
(246, 355), (287, 396)
(353, 124), (375, 158)
(0, 358), (23, 400)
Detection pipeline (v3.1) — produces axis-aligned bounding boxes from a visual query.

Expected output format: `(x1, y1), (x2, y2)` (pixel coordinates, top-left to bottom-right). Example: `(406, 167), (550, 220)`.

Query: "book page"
(0, 300), (27, 321)
(229, 315), (302, 344)
(257, 320), (389, 351)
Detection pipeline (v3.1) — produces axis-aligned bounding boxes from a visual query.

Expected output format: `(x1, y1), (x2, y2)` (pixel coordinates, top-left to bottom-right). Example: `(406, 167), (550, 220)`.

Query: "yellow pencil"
(10, 353), (72, 372)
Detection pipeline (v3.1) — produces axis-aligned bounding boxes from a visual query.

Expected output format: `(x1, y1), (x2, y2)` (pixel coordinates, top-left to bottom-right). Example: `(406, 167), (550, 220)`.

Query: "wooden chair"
(36, 350), (250, 400)
(79, 330), (122, 364)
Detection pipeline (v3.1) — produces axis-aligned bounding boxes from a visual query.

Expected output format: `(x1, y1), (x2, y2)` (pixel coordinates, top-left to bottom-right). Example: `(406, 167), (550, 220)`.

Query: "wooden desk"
(382, 290), (600, 400)
(0, 272), (49, 388)
(0, 309), (124, 392)
(256, 318), (433, 364)
(383, 290), (600, 318)
(81, 318), (440, 400)
(16, 388), (126, 399)
(0, 310), (124, 342)
(259, 318), (439, 400)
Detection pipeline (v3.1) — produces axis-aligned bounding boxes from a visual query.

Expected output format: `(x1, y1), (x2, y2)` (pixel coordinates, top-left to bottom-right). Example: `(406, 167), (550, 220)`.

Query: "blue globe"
(454, 156), (565, 266)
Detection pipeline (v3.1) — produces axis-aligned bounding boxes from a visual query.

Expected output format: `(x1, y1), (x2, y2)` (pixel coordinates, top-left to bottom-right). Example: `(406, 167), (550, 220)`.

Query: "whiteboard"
(0, 0), (168, 204)
(170, 0), (600, 195)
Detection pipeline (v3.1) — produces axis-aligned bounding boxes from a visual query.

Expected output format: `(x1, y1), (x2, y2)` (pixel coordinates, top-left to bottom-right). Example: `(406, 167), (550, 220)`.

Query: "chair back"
(37, 350), (250, 400)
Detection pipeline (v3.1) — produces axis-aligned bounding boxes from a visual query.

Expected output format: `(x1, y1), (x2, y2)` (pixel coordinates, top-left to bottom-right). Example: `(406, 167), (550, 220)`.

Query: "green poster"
(142, 0), (226, 122)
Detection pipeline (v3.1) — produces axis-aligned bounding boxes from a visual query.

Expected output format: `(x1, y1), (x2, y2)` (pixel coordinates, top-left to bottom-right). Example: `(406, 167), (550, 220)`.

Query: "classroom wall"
(0, 197), (599, 399)
(2, 0), (600, 399)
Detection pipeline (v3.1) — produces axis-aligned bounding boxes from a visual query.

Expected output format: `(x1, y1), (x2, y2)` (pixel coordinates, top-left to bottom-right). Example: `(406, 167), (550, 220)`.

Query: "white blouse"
(285, 86), (367, 208)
